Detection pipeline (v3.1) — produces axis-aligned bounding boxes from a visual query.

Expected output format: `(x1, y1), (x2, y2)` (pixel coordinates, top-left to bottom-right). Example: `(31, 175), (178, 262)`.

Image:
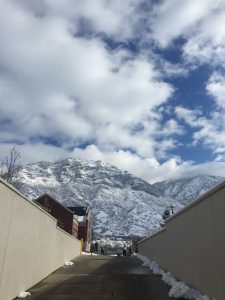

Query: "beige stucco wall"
(139, 182), (225, 300)
(0, 179), (81, 300)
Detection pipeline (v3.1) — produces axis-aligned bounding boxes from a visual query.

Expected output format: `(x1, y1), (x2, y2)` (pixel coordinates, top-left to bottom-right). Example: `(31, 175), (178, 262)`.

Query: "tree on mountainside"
(0, 146), (21, 184)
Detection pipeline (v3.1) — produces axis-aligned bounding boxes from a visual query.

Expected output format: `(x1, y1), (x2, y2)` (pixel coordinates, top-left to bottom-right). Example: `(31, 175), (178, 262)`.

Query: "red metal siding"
(36, 195), (74, 235)
(72, 219), (78, 238)
(78, 224), (86, 241)
(78, 211), (92, 244)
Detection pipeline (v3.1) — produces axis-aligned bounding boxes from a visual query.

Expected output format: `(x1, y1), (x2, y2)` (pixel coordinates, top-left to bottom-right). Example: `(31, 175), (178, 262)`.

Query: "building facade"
(67, 206), (92, 252)
(35, 194), (78, 238)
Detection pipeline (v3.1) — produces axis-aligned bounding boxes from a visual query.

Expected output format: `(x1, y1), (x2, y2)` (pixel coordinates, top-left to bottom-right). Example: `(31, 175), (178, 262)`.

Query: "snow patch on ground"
(64, 261), (74, 266)
(18, 291), (31, 298)
(82, 252), (98, 256)
(137, 254), (212, 300)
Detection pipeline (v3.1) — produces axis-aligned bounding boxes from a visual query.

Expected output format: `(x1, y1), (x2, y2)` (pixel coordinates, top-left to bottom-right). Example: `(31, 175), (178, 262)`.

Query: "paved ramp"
(22, 255), (184, 300)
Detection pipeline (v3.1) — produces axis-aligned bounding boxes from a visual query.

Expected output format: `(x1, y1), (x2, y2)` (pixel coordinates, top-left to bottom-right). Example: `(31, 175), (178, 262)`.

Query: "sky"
(1, 0), (225, 183)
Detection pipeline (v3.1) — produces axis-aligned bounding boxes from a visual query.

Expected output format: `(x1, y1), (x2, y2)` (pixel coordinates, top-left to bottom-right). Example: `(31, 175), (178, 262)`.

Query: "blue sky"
(1, 0), (225, 183)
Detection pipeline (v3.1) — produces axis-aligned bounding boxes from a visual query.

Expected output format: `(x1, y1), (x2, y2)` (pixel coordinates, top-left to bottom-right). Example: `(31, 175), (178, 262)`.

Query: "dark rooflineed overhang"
(35, 193), (75, 215)
(67, 206), (89, 216)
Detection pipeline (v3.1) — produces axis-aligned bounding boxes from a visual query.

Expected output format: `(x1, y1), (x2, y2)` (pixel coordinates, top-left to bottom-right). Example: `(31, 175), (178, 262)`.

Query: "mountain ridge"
(14, 158), (224, 239)
(153, 174), (224, 205)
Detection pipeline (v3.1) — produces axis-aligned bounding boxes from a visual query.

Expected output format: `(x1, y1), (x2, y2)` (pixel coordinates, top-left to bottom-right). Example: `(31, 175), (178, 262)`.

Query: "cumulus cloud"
(175, 107), (202, 127)
(44, 0), (139, 40)
(71, 144), (191, 183)
(175, 104), (225, 161)
(206, 72), (225, 109)
(0, 0), (175, 163)
(150, 0), (217, 47)
(0, 142), (68, 164)
(149, 0), (225, 70)
(2, 0), (225, 183)
(183, 8), (225, 66)
(1, 141), (225, 183)
(157, 119), (185, 137)
(71, 144), (225, 182)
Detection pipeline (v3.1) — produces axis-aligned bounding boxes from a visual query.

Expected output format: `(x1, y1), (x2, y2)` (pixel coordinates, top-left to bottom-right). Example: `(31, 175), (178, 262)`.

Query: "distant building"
(35, 194), (78, 238)
(131, 240), (139, 253)
(67, 206), (92, 252)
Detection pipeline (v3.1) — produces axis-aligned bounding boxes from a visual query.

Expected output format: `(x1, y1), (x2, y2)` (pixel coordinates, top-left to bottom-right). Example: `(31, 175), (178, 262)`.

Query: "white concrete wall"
(139, 181), (225, 300)
(0, 179), (81, 300)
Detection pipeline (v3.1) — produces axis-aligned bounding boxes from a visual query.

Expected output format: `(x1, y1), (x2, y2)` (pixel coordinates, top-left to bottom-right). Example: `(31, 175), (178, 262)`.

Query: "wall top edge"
(56, 226), (80, 241)
(0, 177), (57, 221)
(0, 178), (83, 241)
(139, 227), (166, 244)
(138, 179), (225, 243)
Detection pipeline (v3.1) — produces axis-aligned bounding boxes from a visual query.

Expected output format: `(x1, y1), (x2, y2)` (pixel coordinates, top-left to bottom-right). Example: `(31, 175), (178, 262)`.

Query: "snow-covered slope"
(14, 159), (224, 239)
(14, 158), (174, 238)
(153, 175), (224, 205)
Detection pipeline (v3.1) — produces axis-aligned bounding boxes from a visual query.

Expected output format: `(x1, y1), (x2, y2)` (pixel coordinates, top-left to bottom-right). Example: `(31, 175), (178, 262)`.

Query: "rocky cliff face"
(14, 158), (224, 239)
(153, 175), (224, 205)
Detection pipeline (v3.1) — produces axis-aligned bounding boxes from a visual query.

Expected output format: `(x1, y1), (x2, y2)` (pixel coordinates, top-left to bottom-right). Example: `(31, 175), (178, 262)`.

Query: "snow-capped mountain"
(14, 158), (173, 238)
(153, 175), (224, 205)
(14, 159), (224, 239)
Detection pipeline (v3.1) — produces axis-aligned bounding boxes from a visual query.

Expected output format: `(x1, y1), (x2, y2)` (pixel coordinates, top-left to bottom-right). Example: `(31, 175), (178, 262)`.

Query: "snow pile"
(82, 252), (98, 256)
(137, 254), (211, 300)
(64, 261), (74, 266)
(139, 254), (162, 274)
(18, 291), (31, 298)
(161, 271), (176, 286)
(168, 281), (211, 299)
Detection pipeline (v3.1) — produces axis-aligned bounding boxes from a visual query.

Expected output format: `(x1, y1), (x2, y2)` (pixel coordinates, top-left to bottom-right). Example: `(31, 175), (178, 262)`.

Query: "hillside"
(14, 159), (224, 239)
(153, 175), (224, 205)
(14, 158), (172, 238)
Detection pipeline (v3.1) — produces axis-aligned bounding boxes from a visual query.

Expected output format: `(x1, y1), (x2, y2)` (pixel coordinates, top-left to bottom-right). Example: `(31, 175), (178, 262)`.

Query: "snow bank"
(137, 254), (212, 300)
(18, 291), (31, 298)
(82, 251), (98, 256)
(64, 261), (74, 266)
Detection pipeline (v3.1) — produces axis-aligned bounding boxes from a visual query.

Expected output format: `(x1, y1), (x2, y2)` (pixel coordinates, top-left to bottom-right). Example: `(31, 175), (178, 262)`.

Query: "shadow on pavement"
(15, 255), (186, 300)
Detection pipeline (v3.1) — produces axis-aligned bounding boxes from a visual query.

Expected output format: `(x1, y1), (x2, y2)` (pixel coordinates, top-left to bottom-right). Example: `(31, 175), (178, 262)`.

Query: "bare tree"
(0, 162), (4, 177)
(1, 146), (21, 183)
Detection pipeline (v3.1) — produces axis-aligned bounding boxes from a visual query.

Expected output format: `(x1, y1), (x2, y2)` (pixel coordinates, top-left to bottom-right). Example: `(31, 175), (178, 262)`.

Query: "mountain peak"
(14, 158), (224, 239)
(15, 158), (165, 238)
(153, 174), (224, 205)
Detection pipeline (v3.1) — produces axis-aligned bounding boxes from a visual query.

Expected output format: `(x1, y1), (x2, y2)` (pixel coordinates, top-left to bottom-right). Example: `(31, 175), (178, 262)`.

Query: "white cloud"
(193, 119), (225, 152)
(157, 119), (185, 137)
(1, 141), (225, 183)
(149, 0), (225, 70)
(175, 73), (225, 158)
(175, 106), (202, 127)
(71, 144), (190, 183)
(151, 0), (217, 47)
(206, 72), (225, 109)
(2, 0), (225, 183)
(0, 143), (68, 164)
(177, 161), (225, 178)
(44, 0), (139, 40)
(175, 105), (225, 158)
(183, 9), (225, 66)
(71, 144), (225, 182)
(0, 0), (175, 164)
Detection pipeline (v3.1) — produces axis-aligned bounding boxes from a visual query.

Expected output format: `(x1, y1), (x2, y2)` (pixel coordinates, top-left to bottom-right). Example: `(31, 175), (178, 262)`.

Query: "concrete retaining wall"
(0, 179), (81, 300)
(139, 181), (225, 300)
